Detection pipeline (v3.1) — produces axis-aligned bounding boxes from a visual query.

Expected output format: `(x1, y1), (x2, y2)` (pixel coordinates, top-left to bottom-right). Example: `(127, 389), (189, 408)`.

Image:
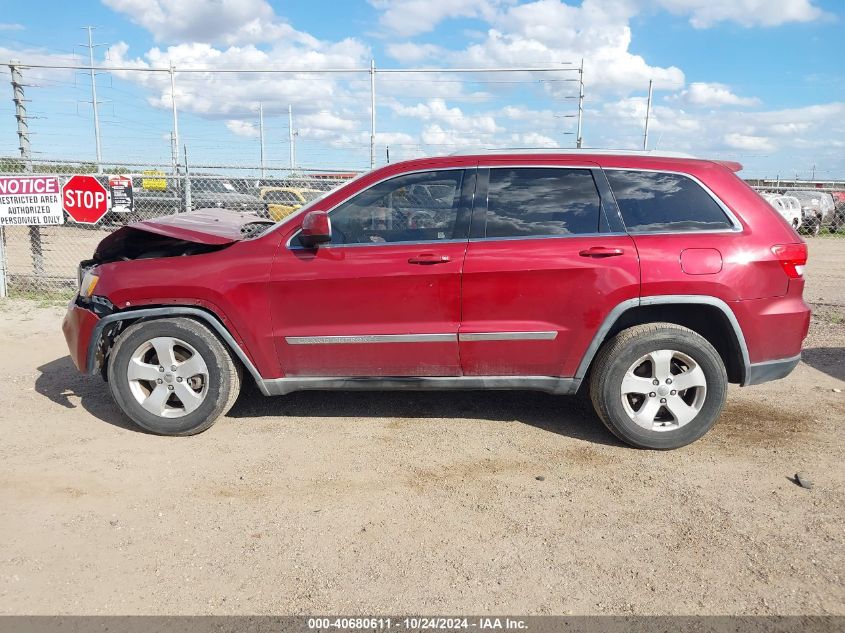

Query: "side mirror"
(300, 210), (332, 247)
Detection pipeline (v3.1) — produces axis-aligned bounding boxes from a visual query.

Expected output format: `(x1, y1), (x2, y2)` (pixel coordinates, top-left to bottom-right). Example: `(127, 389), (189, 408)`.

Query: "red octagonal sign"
(63, 175), (109, 224)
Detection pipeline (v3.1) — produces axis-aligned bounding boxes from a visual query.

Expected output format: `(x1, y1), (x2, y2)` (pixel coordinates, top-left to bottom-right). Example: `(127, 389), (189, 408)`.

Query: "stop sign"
(63, 175), (110, 224)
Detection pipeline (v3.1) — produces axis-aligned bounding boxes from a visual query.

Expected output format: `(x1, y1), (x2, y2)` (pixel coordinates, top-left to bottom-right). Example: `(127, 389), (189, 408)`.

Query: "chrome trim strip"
(285, 333), (456, 345)
(460, 331), (557, 341)
(288, 238), (468, 250)
(260, 375), (581, 396)
(468, 232), (627, 243)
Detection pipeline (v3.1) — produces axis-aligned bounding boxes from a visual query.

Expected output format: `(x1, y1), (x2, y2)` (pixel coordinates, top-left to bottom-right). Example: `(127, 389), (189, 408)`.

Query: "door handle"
(408, 253), (451, 265)
(579, 246), (625, 258)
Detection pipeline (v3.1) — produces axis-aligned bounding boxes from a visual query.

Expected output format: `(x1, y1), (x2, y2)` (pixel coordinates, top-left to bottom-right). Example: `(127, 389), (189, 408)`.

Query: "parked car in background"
(259, 186), (326, 221)
(63, 150), (810, 450)
(790, 190), (835, 235)
(190, 177), (268, 216)
(761, 193), (802, 230)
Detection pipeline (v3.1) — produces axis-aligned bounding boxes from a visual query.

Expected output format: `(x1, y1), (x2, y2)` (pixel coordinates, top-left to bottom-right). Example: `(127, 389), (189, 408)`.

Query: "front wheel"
(589, 323), (727, 449)
(107, 317), (242, 435)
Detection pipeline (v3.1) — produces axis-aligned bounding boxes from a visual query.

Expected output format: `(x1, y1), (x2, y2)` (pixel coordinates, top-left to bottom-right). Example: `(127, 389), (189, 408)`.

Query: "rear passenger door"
(459, 165), (640, 378)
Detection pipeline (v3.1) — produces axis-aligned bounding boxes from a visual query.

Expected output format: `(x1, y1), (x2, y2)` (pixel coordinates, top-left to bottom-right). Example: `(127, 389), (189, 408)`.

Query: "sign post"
(62, 175), (110, 225)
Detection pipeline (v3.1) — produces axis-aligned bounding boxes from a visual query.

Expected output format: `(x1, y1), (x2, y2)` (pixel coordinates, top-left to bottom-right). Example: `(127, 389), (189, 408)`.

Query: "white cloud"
(450, 1), (686, 95)
(655, 0), (827, 28)
(676, 82), (760, 107)
(511, 132), (559, 147)
(385, 42), (446, 63)
(225, 119), (259, 138)
(723, 133), (775, 152)
(102, 0), (312, 45)
(0, 23), (24, 31)
(369, 0), (504, 37)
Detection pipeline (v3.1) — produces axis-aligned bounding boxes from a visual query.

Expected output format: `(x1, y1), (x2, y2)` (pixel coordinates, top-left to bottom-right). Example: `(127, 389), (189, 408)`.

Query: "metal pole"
(169, 63), (179, 170)
(183, 144), (191, 214)
(258, 103), (266, 179)
(85, 26), (103, 173)
(10, 62), (44, 279)
(643, 79), (653, 151)
(576, 58), (584, 149)
(0, 226), (6, 298)
(288, 104), (295, 170)
(370, 58), (376, 169)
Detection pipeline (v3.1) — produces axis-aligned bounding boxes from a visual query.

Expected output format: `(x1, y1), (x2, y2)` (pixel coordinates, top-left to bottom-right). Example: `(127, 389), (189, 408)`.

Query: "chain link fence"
(1, 158), (843, 299)
(750, 182), (845, 238)
(0, 158), (359, 297)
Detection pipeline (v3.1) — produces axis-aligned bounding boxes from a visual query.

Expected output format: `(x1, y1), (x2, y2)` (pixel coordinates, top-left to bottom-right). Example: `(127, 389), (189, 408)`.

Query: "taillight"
(772, 243), (807, 279)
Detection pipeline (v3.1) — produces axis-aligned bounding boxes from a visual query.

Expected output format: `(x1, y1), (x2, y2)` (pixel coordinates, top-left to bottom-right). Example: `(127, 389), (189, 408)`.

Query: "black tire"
(801, 216), (821, 237)
(589, 323), (727, 449)
(107, 317), (242, 436)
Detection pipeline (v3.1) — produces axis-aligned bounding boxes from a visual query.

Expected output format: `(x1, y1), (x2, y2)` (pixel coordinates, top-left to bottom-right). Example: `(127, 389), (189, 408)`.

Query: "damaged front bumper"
(62, 296), (116, 375)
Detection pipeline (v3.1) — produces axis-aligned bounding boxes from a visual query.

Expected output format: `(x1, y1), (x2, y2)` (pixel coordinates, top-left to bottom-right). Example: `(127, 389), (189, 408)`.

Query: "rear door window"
(484, 168), (602, 238)
(605, 170), (734, 233)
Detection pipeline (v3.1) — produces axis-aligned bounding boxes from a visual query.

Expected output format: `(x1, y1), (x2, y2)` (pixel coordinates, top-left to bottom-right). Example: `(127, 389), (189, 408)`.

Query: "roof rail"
(448, 148), (698, 159)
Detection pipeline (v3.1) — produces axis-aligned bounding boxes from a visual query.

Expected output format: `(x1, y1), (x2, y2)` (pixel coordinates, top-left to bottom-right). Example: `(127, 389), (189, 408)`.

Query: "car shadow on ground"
(35, 355), (619, 446)
(802, 347), (845, 382)
(35, 356), (142, 432)
(227, 380), (621, 446)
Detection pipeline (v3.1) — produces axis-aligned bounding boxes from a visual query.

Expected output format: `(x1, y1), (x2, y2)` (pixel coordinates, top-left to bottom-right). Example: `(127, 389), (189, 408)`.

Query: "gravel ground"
(0, 239), (842, 616)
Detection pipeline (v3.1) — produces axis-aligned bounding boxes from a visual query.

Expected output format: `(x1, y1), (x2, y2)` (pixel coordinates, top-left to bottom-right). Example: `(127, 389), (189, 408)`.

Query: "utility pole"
(82, 26), (103, 173)
(288, 104), (296, 170)
(169, 63), (179, 173)
(575, 58), (584, 149)
(386, 146), (390, 164)
(183, 144), (192, 214)
(258, 103), (266, 179)
(642, 79), (653, 151)
(10, 62), (44, 278)
(370, 58), (376, 169)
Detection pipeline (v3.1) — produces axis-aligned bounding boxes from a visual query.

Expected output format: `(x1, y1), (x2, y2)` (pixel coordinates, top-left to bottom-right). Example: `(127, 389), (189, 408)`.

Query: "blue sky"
(0, 0), (842, 178)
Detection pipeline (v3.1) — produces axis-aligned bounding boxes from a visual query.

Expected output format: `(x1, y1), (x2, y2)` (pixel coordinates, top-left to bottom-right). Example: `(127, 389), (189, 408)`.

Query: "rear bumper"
(62, 301), (100, 373)
(743, 353), (801, 386)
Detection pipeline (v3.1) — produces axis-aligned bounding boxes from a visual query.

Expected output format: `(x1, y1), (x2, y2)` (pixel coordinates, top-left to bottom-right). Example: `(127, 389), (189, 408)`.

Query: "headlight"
(79, 270), (100, 298)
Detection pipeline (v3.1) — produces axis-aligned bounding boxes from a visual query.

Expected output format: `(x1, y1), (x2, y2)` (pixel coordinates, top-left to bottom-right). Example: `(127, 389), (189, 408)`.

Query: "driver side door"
(268, 168), (475, 377)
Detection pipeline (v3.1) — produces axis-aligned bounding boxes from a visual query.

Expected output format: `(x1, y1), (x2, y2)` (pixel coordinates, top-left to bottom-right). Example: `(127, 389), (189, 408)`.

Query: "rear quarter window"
(605, 170), (734, 233)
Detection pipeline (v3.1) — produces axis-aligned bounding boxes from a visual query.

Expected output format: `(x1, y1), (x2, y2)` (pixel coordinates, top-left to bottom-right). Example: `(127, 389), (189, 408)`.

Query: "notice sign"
(109, 175), (134, 213)
(0, 176), (63, 226)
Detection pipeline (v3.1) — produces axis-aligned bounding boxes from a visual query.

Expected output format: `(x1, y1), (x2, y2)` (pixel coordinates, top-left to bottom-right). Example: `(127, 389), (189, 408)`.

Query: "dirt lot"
(0, 239), (843, 616)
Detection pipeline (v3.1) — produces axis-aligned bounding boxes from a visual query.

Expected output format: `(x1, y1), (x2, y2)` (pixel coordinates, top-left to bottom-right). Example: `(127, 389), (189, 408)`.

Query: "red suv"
(62, 151), (810, 449)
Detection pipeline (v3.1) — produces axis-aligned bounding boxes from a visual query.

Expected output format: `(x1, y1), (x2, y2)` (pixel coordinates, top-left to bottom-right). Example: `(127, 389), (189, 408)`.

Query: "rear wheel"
(107, 317), (242, 435)
(589, 323), (727, 449)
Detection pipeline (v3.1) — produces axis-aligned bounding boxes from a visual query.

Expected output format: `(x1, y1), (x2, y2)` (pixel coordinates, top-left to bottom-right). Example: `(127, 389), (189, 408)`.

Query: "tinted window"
(485, 168), (602, 238)
(327, 170), (464, 245)
(605, 170), (733, 233)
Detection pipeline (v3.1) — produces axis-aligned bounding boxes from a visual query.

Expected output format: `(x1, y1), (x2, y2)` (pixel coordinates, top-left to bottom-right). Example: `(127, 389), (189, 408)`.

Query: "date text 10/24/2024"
(307, 618), (528, 630)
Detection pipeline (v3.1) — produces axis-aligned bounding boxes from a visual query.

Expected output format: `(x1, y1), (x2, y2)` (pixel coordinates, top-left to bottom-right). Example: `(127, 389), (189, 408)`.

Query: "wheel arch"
(576, 296), (749, 384)
(86, 306), (265, 389)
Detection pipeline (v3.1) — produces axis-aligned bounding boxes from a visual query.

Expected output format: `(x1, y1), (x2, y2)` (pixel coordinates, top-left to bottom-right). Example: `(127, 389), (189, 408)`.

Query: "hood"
(94, 209), (274, 263)
(125, 208), (272, 244)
